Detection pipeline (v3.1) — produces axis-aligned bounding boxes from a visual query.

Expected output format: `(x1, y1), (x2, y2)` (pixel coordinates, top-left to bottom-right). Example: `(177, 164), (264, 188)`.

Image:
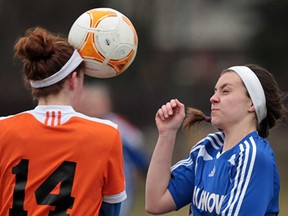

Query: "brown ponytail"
(182, 107), (211, 130)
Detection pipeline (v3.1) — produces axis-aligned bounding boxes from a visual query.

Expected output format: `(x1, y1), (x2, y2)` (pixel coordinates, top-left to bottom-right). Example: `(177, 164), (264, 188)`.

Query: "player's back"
(0, 106), (126, 215)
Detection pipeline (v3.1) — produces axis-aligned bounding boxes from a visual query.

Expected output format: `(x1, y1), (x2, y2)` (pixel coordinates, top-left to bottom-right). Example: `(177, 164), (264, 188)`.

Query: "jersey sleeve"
(167, 134), (218, 210)
(102, 129), (127, 204)
(168, 155), (195, 210)
(222, 139), (280, 215)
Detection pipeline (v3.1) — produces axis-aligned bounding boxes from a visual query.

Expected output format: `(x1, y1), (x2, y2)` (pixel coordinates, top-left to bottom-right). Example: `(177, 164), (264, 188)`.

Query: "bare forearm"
(146, 99), (184, 214)
(145, 131), (177, 214)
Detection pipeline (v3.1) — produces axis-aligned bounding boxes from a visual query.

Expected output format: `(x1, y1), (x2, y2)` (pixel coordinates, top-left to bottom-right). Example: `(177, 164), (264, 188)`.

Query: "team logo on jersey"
(228, 154), (236, 166)
(208, 165), (216, 177)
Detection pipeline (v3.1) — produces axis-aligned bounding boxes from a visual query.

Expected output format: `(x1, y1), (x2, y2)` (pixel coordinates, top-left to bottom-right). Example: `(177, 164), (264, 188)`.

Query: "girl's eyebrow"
(214, 83), (233, 91)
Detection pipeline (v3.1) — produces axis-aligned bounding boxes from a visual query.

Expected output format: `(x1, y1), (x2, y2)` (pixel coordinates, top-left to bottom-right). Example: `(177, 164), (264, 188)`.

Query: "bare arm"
(145, 99), (185, 214)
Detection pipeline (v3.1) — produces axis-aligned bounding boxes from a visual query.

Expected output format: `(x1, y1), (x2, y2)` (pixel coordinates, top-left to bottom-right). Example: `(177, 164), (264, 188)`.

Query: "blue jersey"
(168, 131), (280, 216)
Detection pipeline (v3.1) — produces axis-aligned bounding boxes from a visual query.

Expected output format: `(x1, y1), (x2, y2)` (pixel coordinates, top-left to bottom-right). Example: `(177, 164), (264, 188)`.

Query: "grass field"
(128, 126), (288, 216)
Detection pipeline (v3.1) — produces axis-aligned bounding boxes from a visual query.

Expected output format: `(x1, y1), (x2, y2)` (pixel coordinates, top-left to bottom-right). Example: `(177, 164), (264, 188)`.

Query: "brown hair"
(246, 64), (288, 137)
(14, 27), (83, 99)
(183, 64), (288, 138)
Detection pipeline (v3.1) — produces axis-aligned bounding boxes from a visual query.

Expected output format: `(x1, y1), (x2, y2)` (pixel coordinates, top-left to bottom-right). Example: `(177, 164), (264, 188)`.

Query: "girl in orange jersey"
(0, 27), (126, 216)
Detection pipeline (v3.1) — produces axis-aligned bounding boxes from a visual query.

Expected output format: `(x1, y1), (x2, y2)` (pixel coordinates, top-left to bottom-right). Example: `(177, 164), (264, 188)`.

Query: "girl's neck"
(222, 124), (256, 152)
(38, 93), (70, 106)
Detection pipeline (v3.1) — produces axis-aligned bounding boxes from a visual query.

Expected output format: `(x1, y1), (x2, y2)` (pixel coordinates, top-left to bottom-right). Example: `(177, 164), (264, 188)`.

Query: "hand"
(155, 99), (185, 134)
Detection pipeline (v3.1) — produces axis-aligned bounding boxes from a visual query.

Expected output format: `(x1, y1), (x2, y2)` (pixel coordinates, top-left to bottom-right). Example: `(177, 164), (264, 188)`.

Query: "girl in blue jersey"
(145, 64), (287, 216)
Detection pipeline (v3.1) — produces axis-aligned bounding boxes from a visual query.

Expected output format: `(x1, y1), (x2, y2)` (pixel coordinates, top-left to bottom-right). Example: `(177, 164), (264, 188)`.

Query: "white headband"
(30, 49), (83, 88)
(228, 66), (267, 124)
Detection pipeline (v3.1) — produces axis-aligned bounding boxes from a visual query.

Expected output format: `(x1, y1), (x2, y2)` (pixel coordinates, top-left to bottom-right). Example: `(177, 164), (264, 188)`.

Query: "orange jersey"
(0, 106), (126, 216)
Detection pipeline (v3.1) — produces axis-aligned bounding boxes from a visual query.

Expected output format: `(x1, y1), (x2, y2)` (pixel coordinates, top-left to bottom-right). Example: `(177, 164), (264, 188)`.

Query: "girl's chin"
(211, 119), (223, 130)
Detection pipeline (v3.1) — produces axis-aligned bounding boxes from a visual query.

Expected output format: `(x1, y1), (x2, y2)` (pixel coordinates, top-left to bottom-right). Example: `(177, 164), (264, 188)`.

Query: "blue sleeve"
(240, 148), (279, 215)
(167, 136), (214, 210)
(99, 202), (121, 216)
(168, 155), (195, 210)
(223, 141), (280, 215)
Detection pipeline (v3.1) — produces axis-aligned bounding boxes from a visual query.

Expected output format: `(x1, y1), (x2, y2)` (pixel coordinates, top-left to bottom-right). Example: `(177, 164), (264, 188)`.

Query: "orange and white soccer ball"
(68, 8), (138, 78)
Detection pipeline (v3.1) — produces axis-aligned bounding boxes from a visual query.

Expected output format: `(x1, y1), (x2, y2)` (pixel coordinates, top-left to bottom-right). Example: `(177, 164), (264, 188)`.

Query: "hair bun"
(14, 26), (75, 84)
(15, 27), (55, 61)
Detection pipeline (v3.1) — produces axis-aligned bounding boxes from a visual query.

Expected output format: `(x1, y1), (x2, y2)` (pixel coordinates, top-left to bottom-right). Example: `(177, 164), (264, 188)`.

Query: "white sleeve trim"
(102, 190), (127, 204)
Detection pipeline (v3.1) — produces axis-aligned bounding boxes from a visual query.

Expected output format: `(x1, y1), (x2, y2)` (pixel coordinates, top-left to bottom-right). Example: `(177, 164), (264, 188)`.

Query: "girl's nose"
(210, 93), (219, 104)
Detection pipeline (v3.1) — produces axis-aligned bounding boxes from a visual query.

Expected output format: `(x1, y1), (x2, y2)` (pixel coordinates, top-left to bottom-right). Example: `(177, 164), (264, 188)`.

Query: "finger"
(157, 108), (165, 121)
(164, 102), (175, 116)
(161, 104), (170, 118)
(170, 99), (177, 109)
(174, 99), (185, 110)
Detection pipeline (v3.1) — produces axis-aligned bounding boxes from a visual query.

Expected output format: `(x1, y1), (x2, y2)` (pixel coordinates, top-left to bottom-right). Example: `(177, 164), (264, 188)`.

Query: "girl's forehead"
(216, 72), (243, 87)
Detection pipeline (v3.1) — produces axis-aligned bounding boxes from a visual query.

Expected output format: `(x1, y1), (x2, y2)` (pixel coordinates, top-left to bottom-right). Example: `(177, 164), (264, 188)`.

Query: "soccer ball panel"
(85, 59), (117, 78)
(68, 8), (138, 78)
(68, 14), (91, 49)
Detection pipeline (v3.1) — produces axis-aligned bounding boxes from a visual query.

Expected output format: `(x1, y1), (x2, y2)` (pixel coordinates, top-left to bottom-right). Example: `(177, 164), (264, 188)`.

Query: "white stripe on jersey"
(171, 155), (194, 171)
(212, 132), (225, 147)
(76, 112), (118, 129)
(227, 143), (249, 215)
(171, 132), (224, 172)
(206, 136), (219, 149)
(103, 189), (127, 204)
(222, 137), (257, 216)
(234, 137), (257, 215)
(222, 144), (245, 216)
(26, 106), (118, 129)
(206, 132), (224, 149)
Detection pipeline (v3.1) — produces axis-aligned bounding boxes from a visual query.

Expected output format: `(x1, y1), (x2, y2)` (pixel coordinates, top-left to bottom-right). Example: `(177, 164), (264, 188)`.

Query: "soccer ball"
(68, 8), (138, 78)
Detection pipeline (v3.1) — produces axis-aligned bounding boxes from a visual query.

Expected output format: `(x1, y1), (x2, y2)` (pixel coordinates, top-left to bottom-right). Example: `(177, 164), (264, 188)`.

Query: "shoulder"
(171, 132), (224, 170)
(0, 112), (33, 138)
(238, 132), (274, 159)
(249, 134), (276, 169)
(191, 131), (224, 154)
(71, 113), (122, 143)
(74, 112), (118, 129)
(0, 111), (30, 124)
(233, 132), (277, 174)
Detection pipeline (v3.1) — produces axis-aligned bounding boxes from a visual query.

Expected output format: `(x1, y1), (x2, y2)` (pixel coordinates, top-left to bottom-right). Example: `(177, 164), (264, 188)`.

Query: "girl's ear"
(69, 71), (78, 90)
(248, 103), (255, 113)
